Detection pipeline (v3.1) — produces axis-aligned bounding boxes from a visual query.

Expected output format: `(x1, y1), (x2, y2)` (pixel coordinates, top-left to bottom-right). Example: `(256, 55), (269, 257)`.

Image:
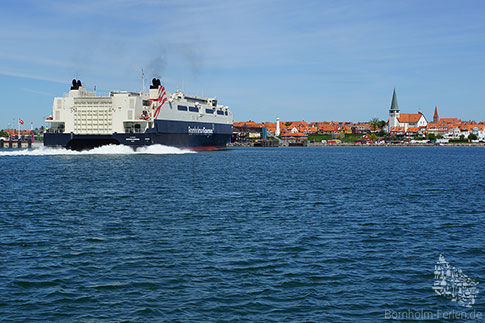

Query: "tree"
(428, 133), (436, 140)
(369, 134), (378, 141)
(285, 122), (293, 127)
(0, 130), (8, 138)
(459, 134), (465, 141)
(378, 129), (386, 137)
(377, 120), (386, 129)
(468, 133), (478, 141)
(369, 117), (379, 131)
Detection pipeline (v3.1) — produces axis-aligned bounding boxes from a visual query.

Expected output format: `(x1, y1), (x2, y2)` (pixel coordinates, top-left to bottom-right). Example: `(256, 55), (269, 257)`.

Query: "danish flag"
(151, 85), (168, 119)
(19, 118), (24, 125)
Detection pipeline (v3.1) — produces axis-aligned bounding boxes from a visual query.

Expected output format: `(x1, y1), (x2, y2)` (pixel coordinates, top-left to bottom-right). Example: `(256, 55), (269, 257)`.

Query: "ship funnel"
(71, 79), (82, 90)
(150, 78), (161, 89)
(149, 79), (162, 101)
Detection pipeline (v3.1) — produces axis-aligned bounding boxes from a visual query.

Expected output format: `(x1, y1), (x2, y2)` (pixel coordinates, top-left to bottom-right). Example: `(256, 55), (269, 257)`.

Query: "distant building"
(233, 121), (265, 140)
(387, 89), (428, 134)
(388, 89), (400, 130)
(433, 106), (439, 123)
(397, 112), (428, 131)
(280, 132), (308, 143)
(352, 122), (371, 134)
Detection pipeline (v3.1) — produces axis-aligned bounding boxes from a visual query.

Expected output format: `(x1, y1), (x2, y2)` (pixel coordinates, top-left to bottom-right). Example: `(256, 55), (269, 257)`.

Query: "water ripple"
(0, 147), (484, 321)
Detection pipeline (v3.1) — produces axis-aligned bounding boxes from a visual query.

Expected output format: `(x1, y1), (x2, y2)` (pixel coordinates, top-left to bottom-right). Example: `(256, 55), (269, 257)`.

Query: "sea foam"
(0, 144), (195, 156)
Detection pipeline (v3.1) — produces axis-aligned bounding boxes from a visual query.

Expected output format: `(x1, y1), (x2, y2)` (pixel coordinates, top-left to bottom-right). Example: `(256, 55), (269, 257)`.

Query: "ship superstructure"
(44, 79), (233, 150)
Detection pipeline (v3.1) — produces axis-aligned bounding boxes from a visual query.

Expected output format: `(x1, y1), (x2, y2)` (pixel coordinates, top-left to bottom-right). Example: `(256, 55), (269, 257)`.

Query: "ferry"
(44, 79), (233, 150)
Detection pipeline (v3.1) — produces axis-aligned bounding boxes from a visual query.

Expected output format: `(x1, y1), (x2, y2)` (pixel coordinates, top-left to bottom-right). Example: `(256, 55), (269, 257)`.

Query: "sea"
(0, 145), (483, 322)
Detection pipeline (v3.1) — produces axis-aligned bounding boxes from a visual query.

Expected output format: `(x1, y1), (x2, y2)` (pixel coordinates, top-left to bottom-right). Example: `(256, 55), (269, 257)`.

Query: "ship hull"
(44, 120), (232, 151)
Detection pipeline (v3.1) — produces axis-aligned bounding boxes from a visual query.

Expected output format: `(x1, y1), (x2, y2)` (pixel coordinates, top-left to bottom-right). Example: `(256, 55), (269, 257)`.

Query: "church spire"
(390, 88), (399, 111)
(433, 106), (439, 123)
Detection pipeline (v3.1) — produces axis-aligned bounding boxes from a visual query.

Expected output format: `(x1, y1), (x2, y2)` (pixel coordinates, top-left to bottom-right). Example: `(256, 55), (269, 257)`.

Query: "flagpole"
(17, 118), (20, 139)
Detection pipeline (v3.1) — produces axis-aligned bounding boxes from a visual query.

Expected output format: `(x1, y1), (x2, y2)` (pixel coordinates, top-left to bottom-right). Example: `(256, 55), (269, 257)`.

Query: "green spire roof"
(390, 88), (399, 111)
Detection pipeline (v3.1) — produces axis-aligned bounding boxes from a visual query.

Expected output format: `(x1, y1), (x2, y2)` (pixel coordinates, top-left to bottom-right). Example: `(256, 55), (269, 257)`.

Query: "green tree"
(428, 133), (436, 140)
(369, 117), (379, 131)
(0, 130), (8, 138)
(377, 120), (386, 129)
(285, 122), (293, 127)
(459, 134), (465, 141)
(468, 133), (478, 141)
(369, 134), (378, 140)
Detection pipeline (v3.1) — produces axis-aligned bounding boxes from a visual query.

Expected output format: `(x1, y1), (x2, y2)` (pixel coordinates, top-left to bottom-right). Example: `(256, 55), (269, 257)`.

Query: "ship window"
(225, 111), (228, 115)
(205, 108), (214, 114)
(189, 106), (199, 112)
(178, 105), (188, 111)
(217, 110), (224, 115)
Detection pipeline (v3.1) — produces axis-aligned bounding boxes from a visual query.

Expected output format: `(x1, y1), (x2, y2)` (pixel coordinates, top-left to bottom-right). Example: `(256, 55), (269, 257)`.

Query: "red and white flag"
(153, 85), (167, 119)
(19, 118), (24, 125)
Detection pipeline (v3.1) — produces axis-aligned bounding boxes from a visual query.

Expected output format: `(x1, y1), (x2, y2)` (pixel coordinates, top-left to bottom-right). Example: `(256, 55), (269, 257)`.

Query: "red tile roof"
(398, 113), (423, 123)
(406, 127), (420, 133)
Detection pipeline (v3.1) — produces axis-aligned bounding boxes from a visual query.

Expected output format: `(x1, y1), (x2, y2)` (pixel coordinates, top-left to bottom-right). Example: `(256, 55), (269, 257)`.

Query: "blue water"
(0, 146), (484, 322)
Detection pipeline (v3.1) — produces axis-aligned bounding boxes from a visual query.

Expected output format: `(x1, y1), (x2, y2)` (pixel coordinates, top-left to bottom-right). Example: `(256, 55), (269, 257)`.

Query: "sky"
(1, 0), (485, 129)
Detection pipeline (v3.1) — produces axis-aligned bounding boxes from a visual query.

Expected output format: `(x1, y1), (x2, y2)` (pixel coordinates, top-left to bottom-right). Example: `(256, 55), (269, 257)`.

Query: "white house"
(387, 89), (428, 132)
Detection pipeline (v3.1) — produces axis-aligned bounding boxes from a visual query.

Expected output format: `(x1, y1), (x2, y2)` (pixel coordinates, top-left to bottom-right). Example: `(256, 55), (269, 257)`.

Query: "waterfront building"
(232, 121), (265, 140)
(4, 129), (33, 136)
(388, 89), (400, 130)
(352, 122), (371, 134)
(280, 132), (308, 143)
(387, 89), (428, 134)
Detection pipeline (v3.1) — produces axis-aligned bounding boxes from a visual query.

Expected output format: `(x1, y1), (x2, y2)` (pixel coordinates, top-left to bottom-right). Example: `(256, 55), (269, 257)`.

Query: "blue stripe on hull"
(44, 120), (233, 150)
(150, 119), (232, 135)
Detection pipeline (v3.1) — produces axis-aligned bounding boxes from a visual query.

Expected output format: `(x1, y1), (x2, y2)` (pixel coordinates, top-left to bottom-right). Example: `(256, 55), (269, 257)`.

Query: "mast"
(141, 69), (145, 92)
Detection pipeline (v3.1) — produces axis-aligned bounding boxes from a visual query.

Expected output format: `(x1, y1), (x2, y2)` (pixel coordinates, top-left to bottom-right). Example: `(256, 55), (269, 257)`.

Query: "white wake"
(0, 144), (195, 156)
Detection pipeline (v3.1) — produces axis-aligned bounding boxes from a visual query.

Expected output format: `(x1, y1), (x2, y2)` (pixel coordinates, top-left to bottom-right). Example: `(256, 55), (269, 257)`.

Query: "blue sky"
(1, 0), (485, 128)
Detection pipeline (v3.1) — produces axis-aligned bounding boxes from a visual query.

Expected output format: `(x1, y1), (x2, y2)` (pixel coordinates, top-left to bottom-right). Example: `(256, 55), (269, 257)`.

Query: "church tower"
(388, 88), (400, 131)
(433, 106), (439, 123)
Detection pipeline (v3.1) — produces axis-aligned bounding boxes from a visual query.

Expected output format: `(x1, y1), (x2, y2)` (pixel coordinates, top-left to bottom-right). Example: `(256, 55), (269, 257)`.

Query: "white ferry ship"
(44, 79), (233, 150)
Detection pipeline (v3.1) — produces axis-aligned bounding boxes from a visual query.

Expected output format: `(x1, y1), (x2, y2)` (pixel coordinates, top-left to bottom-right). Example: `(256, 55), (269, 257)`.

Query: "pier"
(0, 138), (34, 149)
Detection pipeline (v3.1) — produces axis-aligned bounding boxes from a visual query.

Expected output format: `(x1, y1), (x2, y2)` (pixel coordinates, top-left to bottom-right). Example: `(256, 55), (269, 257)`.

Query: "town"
(1, 89), (484, 148)
(232, 90), (485, 146)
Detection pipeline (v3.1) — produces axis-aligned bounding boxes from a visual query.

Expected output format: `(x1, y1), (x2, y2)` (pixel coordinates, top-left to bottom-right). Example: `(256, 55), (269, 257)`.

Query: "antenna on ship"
(141, 69), (145, 92)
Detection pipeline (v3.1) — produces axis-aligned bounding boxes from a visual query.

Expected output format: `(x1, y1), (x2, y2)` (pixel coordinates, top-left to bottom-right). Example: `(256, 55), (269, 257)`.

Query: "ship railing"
(46, 129), (65, 134)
